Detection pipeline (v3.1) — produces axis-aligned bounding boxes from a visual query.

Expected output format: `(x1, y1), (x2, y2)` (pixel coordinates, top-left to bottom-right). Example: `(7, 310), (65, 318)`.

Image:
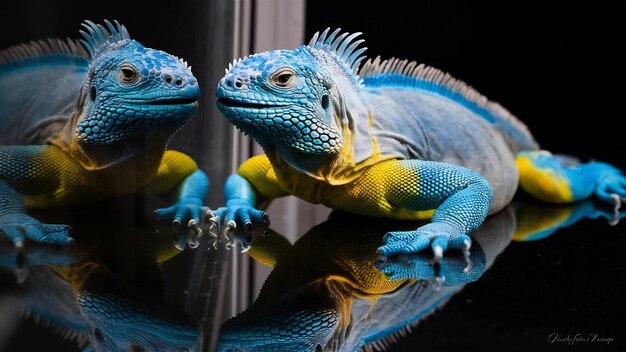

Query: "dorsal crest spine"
(0, 20), (130, 70)
(307, 28), (368, 81)
(79, 19), (131, 59)
(0, 37), (88, 66)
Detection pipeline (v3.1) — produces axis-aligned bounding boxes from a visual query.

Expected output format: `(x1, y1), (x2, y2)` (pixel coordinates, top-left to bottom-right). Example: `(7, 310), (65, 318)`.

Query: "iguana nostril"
(175, 78), (184, 86)
(164, 74), (173, 84)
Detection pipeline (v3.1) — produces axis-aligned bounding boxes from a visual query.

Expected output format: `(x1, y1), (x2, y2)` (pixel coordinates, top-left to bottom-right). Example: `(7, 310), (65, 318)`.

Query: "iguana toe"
(377, 222), (473, 273)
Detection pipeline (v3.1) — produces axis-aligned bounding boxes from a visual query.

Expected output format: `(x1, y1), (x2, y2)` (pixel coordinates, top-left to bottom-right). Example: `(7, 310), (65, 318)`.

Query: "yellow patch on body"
(516, 155), (573, 203)
(239, 155), (435, 220)
(24, 147), (197, 208)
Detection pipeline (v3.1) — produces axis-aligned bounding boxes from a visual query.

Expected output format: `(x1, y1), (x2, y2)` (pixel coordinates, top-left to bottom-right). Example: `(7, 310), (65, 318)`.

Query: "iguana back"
(215, 27), (626, 261)
(359, 57), (539, 157)
(0, 38), (88, 145)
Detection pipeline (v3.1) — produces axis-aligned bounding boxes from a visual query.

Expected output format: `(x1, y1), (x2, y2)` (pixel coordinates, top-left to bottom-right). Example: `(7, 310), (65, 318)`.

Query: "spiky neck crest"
(305, 28), (368, 88)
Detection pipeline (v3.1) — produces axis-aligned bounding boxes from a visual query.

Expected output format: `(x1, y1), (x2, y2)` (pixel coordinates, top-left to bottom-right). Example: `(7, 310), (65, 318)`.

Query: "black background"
(1, 1), (624, 351)
(306, 1), (625, 169)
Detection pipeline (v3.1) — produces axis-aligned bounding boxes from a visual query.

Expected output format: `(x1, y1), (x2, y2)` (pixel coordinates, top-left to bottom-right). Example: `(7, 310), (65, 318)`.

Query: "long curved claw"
(426, 275), (444, 291)
(223, 221), (237, 251)
(377, 222), (477, 282)
(462, 239), (473, 273)
(594, 172), (626, 221)
(153, 199), (212, 250)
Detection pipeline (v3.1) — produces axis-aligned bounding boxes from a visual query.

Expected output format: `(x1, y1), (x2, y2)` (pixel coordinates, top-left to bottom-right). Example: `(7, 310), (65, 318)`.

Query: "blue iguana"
(214, 28), (625, 260)
(0, 20), (210, 248)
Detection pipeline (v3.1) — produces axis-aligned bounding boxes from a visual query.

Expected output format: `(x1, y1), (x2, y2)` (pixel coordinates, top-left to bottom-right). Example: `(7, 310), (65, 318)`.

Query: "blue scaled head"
(215, 28), (368, 157)
(74, 20), (199, 145)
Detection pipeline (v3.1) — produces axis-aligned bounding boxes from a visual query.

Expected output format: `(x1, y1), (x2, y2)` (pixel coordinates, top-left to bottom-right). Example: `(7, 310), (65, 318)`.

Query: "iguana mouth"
(149, 97), (198, 105)
(217, 98), (286, 109)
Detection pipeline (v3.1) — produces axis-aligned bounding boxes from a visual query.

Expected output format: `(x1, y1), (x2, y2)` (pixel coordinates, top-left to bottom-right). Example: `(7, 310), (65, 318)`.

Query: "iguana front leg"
(147, 151), (212, 249)
(0, 146), (74, 247)
(212, 156), (286, 250)
(330, 160), (493, 263)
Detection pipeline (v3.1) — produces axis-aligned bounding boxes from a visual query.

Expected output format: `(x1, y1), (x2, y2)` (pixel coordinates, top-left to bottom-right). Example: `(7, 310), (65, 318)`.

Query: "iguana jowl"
(214, 28), (626, 259)
(0, 20), (210, 247)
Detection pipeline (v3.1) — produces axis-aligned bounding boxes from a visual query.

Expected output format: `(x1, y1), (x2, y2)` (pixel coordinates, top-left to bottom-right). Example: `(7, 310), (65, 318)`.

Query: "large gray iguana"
(213, 28), (625, 261)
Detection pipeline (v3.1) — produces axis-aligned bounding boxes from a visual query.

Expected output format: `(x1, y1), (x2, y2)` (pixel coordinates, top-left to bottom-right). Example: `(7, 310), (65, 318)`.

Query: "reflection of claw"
(14, 267), (28, 284)
(14, 239), (24, 250)
(610, 194), (621, 226)
(223, 221), (237, 251)
(240, 243), (251, 253)
(462, 240), (473, 273)
(207, 217), (218, 238)
(427, 275), (444, 291)
(207, 238), (218, 250)
(187, 220), (202, 249)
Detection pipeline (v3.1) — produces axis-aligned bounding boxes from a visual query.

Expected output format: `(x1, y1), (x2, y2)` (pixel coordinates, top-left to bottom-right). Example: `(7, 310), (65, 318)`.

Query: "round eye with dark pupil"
(270, 68), (296, 88)
(118, 64), (140, 84)
(277, 73), (291, 84)
(122, 68), (135, 80)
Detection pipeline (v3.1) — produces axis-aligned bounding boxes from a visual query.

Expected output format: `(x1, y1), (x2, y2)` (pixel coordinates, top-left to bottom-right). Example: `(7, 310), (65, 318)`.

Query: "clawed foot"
(377, 222), (472, 271)
(585, 200), (626, 226)
(374, 241), (486, 285)
(594, 169), (626, 221)
(211, 204), (269, 252)
(153, 198), (216, 250)
(0, 213), (74, 248)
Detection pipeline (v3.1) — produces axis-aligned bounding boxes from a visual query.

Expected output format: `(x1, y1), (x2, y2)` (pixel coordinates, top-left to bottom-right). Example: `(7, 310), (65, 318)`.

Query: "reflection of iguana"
(217, 200), (622, 351)
(0, 20), (209, 247)
(214, 28), (626, 261)
(0, 196), (198, 352)
(217, 209), (513, 352)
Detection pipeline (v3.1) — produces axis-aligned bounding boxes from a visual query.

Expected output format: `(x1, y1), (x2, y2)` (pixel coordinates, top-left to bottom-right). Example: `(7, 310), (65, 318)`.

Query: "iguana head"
(216, 29), (369, 174)
(57, 21), (199, 167)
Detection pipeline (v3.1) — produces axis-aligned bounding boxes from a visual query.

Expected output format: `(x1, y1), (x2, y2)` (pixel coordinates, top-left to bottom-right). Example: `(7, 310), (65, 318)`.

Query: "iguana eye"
(118, 64), (140, 84)
(269, 67), (296, 88)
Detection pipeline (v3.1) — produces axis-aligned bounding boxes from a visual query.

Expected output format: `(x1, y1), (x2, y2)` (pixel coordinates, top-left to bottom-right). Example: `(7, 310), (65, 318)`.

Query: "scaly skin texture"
(217, 200), (624, 351)
(0, 195), (200, 352)
(214, 28), (626, 259)
(0, 20), (209, 247)
(217, 210), (508, 352)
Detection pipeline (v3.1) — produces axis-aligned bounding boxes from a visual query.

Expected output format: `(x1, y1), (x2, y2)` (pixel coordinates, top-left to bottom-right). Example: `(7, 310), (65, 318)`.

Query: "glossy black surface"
(1, 196), (624, 351)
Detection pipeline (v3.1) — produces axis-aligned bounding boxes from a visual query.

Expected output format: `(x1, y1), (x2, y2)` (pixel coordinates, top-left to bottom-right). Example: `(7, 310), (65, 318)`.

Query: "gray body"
(362, 88), (529, 212)
(0, 66), (85, 145)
